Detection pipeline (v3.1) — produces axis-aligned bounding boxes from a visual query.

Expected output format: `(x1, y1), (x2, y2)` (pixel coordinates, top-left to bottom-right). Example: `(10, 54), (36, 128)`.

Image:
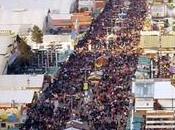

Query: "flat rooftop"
(0, 90), (34, 104)
(0, 0), (76, 13)
(0, 74), (44, 90)
(133, 79), (175, 99)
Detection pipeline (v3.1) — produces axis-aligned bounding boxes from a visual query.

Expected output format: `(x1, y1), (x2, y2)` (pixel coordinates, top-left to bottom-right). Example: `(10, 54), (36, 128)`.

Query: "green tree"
(31, 25), (43, 43)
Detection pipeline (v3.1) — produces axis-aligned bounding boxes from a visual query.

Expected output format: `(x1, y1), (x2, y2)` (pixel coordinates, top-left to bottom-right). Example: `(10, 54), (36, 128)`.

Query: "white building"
(0, 9), (46, 34)
(0, 74), (44, 91)
(132, 79), (175, 110)
(0, 0), (76, 34)
(27, 34), (73, 52)
(0, 31), (15, 74)
(0, 74), (44, 129)
(78, 0), (95, 11)
(0, 90), (34, 104)
(0, 0), (76, 13)
(27, 34), (74, 65)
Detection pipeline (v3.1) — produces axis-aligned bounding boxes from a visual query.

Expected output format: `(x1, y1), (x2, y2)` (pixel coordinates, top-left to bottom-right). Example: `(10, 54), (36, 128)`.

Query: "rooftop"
(0, 0), (76, 13)
(49, 14), (72, 20)
(133, 79), (175, 99)
(0, 74), (44, 90)
(0, 90), (34, 104)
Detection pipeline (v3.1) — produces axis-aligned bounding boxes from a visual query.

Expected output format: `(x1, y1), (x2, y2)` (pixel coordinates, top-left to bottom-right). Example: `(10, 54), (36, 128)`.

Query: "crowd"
(158, 55), (171, 79)
(21, 0), (147, 130)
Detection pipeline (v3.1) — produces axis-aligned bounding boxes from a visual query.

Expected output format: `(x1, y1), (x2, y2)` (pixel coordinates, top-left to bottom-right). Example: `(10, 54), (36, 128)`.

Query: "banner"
(83, 82), (88, 91)
(151, 5), (167, 17)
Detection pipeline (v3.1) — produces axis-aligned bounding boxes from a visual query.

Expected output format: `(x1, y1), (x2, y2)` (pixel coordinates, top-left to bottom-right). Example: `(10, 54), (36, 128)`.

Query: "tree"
(18, 36), (33, 64)
(31, 25), (43, 44)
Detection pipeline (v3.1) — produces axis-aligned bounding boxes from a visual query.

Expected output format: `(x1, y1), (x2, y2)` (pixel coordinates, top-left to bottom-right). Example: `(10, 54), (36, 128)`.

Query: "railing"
(146, 110), (175, 129)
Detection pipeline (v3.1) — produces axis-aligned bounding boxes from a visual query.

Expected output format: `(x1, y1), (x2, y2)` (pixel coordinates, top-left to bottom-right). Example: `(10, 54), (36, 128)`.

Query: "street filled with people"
(21, 0), (147, 130)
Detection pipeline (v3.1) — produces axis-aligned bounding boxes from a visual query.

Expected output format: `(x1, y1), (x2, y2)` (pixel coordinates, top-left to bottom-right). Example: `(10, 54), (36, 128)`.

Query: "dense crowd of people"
(21, 0), (147, 130)
(158, 54), (171, 79)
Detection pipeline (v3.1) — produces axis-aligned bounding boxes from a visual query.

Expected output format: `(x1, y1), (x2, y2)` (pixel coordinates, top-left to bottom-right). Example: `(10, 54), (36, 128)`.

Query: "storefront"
(0, 90), (34, 130)
(136, 56), (152, 79)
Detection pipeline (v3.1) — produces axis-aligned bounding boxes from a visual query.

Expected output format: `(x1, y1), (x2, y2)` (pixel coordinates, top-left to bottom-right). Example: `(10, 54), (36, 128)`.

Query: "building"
(48, 12), (92, 32)
(132, 79), (175, 110)
(0, 9), (46, 35)
(26, 34), (74, 72)
(48, 14), (73, 30)
(79, 0), (106, 11)
(131, 79), (175, 129)
(0, 0), (76, 34)
(27, 34), (74, 55)
(0, 90), (34, 130)
(0, 74), (44, 130)
(71, 12), (92, 31)
(0, 90), (34, 106)
(145, 110), (175, 129)
(78, 0), (95, 11)
(0, 0), (76, 12)
(0, 31), (16, 74)
(139, 31), (175, 55)
(0, 74), (44, 91)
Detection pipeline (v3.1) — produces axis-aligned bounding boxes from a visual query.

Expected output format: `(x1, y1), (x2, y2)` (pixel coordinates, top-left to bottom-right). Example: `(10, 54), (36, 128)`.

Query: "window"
(1, 123), (6, 128)
(134, 82), (154, 97)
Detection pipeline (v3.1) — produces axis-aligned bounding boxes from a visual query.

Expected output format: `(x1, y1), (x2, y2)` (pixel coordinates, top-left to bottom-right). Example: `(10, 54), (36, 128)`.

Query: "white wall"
(0, 35), (14, 74)
(133, 80), (175, 110)
(151, 5), (167, 17)
(0, 0), (76, 34)
(154, 81), (175, 99)
(27, 35), (73, 51)
(0, 9), (46, 33)
(0, 90), (34, 104)
(135, 98), (154, 110)
(158, 99), (175, 110)
(0, 74), (44, 90)
(79, 0), (95, 10)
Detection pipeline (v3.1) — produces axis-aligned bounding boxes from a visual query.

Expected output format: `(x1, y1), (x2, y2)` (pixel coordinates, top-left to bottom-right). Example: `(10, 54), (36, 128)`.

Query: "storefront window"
(134, 82), (154, 98)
